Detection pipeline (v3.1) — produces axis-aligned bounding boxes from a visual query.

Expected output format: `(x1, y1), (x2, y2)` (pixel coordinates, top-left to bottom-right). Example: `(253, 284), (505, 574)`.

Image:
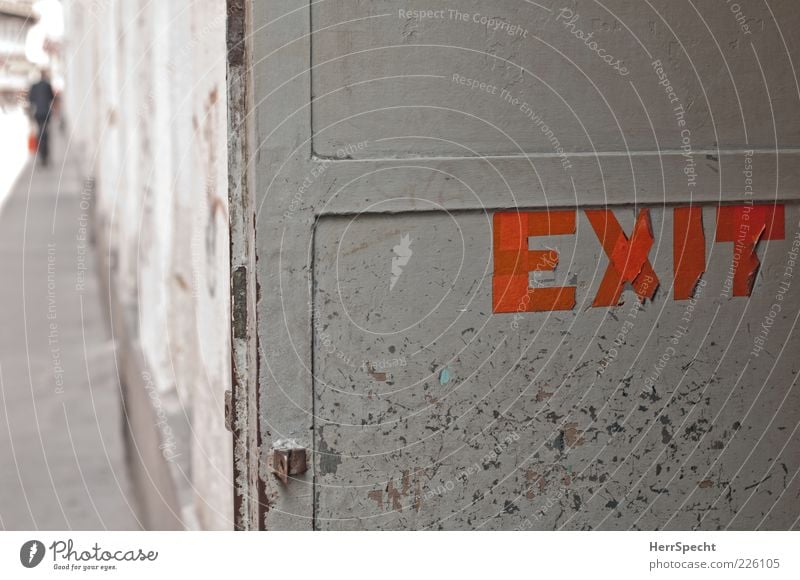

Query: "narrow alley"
(0, 129), (139, 529)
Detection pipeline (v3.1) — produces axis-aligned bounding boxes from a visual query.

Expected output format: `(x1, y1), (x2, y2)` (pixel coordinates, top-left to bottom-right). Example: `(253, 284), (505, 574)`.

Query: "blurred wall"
(62, 0), (232, 530)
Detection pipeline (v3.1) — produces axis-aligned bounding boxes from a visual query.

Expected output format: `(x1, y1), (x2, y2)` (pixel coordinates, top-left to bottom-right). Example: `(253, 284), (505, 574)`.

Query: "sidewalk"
(0, 128), (140, 530)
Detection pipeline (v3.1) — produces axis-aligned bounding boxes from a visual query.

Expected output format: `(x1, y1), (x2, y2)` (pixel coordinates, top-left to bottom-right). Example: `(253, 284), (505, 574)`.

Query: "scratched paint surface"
(313, 208), (800, 530)
(311, 0), (800, 159)
(248, 0), (800, 531)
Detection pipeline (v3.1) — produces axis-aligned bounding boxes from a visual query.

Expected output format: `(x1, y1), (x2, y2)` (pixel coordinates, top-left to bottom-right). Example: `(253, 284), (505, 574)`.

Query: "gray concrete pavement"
(0, 128), (140, 530)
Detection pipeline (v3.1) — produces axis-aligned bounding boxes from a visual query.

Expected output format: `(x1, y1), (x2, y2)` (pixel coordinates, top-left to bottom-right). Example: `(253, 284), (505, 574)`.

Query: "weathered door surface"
(233, 0), (800, 530)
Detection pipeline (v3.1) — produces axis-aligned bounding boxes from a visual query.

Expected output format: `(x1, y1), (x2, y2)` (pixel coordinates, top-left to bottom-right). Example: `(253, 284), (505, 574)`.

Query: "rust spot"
(564, 423), (586, 447)
(698, 479), (714, 489)
(386, 480), (403, 512)
(536, 389), (554, 402)
(383, 471), (413, 512)
(367, 364), (388, 382)
(526, 470), (546, 499)
(401, 470), (411, 496)
(368, 490), (383, 509)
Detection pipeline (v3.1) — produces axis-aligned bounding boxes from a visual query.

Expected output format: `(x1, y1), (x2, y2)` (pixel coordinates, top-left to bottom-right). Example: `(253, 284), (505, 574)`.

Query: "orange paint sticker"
(716, 204), (785, 296)
(492, 211), (576, 313)
(585, 209), (659, 307)
(673, 207), (706, 300)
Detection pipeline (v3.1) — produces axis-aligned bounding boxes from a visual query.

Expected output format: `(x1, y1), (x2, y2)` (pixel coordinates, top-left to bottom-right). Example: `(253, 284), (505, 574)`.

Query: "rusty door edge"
(227, 0), (265, 531)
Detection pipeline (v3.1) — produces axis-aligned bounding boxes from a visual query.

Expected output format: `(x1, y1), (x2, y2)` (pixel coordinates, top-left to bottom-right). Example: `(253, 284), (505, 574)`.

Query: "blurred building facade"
(59, 0), (800, 532)
(0, 0), (37, 98)
(63, 0), (232, 530)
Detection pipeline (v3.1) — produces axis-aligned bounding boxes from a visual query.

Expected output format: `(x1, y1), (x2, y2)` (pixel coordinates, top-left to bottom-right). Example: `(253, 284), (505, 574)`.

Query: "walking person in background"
(28, 69), (55, 167)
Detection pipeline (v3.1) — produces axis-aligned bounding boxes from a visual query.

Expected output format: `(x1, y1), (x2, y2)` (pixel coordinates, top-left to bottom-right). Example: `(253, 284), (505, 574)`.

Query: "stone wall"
(63, 0), (232, 530)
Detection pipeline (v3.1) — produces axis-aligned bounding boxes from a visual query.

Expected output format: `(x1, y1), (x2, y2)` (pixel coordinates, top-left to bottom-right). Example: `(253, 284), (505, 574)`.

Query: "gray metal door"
(229, 0), (800, 530)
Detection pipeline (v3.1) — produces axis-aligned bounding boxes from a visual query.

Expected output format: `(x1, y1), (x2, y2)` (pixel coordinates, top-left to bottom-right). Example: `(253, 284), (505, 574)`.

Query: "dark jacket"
(29, 80), (55, 120)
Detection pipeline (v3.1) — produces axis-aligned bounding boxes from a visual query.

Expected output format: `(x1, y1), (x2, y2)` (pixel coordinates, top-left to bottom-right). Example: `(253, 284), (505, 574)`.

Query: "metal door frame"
(227, 0), (800, 530)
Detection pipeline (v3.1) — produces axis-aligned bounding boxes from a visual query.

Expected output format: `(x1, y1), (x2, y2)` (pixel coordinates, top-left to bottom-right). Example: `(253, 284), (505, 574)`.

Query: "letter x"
(585, 209), (659, 307)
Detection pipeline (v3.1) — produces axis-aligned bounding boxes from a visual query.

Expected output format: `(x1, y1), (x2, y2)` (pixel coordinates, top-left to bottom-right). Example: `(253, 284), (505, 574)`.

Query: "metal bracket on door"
(269, 444), (308, 485)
